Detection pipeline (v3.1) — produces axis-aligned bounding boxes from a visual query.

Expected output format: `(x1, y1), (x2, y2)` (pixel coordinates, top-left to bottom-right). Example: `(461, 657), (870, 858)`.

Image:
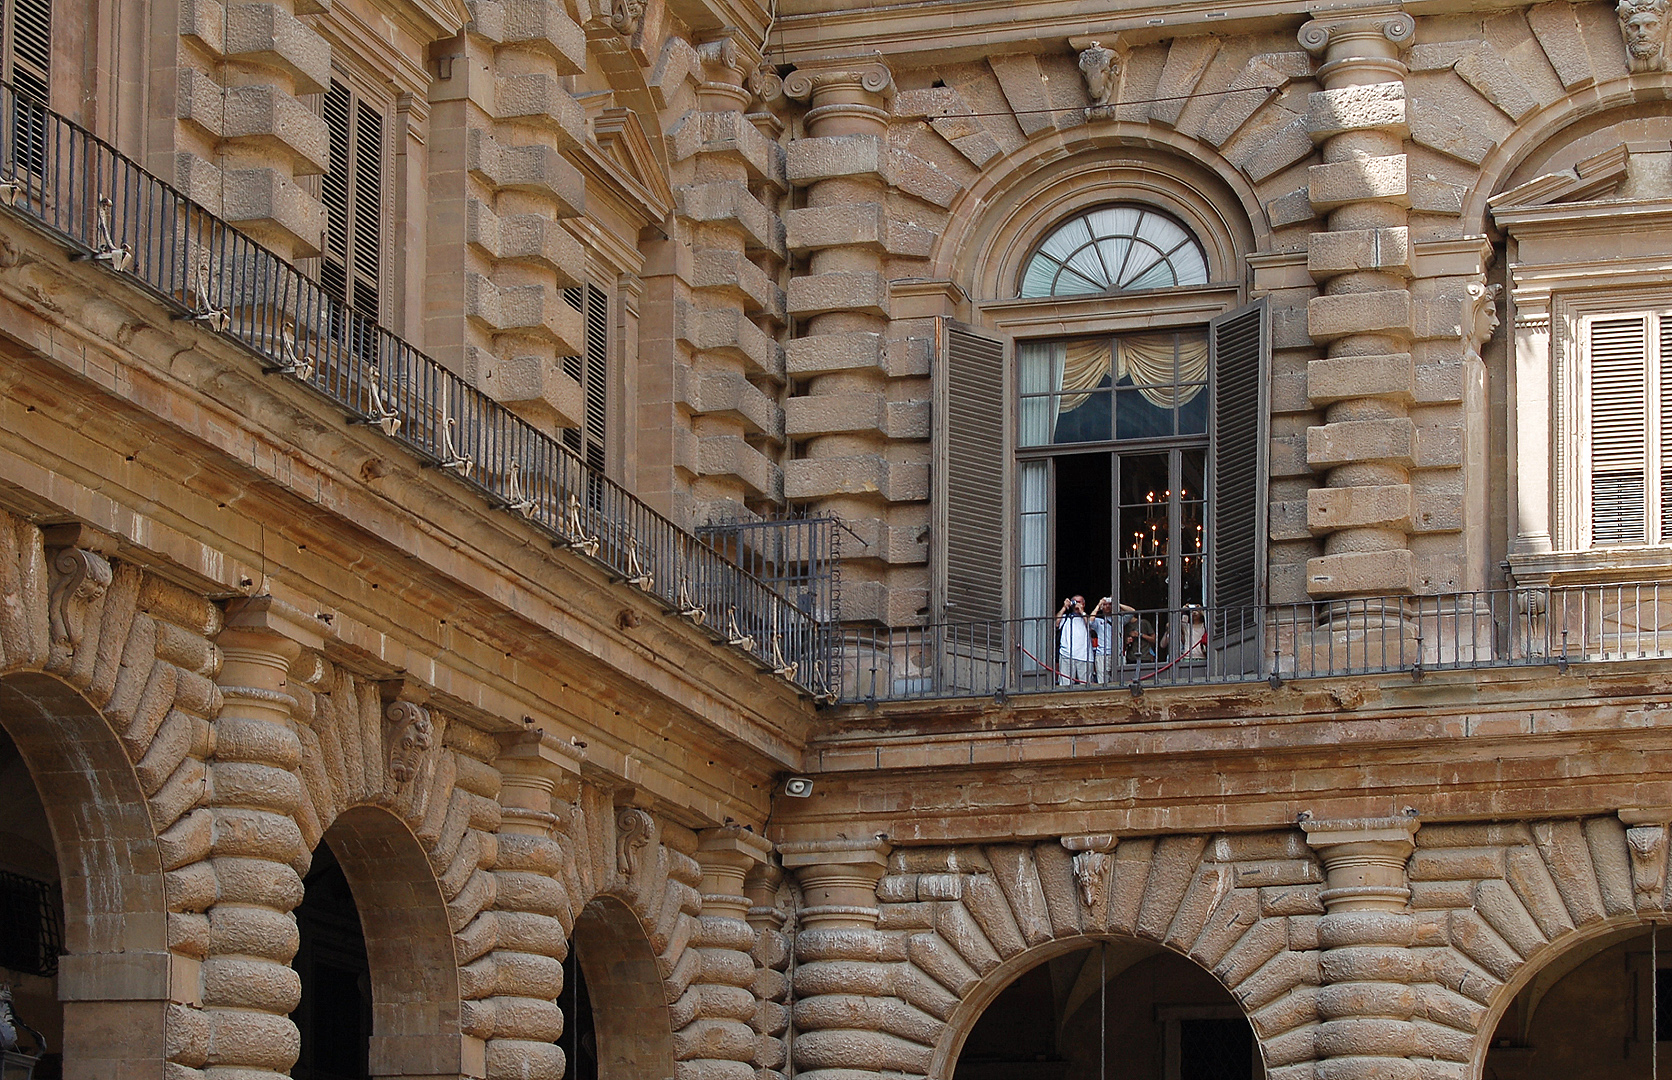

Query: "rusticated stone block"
(1527, 0), (1595, 89)
(787, 134), (885, 184)
(784, 456), (926, 502)
(1409, 846), (1503, 881)
(223, 3), (331, 94)
(223, 85), (330, 175)
(1305, 549), (1414, 596)
(1307, 227), (1412, 279)
(178, 67), (225, 138)
(785, 331), (883, 375)
(1307, 417), (1417, 469)
(680, 182), (781, 254)
(787, 272), (889, 319)
(1307, 82), (1407, 141)
(785, 203), (885, 253)
(494, 74), (586, 150)
(478, 354), (585, 429)
(785, 393), (884, 439)
(181, 0), (225, 52)
(1308, 154), (1408, 210)
(501, 0), (587, 75)
(694, 251), (783, 317)
(1307, 353), (1414, 405)
(1307, 484), (1413, 533)
(1307, 290), (1414, 342)
(468, 129), (585, 217)
(221, 168), (325, 255)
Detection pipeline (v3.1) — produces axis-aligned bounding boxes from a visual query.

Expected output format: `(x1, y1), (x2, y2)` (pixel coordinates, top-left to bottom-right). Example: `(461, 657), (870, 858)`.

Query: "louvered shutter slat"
(1590, 316), (1648, 545)
(945, 327), (1006, 622)
(321, 83), (351, 268)
(584, 284), (609, 472)
(352, 101), (382, 312)
(10, 0), (48, 95)
(1209, 302), (1266, 612)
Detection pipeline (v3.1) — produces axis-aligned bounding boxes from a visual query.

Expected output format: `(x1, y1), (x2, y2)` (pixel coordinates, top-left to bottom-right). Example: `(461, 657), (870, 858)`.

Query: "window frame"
(309, 74), (393, 325)
(1553, 287), (1672, 554)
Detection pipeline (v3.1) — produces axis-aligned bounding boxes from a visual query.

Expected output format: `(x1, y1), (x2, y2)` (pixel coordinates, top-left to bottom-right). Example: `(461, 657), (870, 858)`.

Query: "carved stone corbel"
(1463, 281), (1502, 364)
(1622, 810), (1672, 909)
(1620, 0), (1670, 72)
(383, 699), (435, 787)
(1077, 41), (1123, 116)
(616, 806), (655, 876)
(1061, 834), (1116, 908)
(47, 545), (113, 664)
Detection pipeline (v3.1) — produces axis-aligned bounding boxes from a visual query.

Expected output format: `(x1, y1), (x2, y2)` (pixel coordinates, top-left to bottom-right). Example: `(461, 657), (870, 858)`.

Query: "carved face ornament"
(1620, 0), (1670, 70)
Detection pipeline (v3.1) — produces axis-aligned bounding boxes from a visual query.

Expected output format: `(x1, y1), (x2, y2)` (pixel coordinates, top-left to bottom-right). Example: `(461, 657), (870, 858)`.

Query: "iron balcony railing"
(836, 583), (1672, 704)
(0, 83), (829, 696)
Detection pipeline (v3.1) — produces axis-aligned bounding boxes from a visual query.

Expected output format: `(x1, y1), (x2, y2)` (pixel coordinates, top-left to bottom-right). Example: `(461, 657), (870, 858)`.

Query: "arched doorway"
(953, 941), (1263, 1080)
(562, 895), (675, 1080)
(291, 805), (462, 1080)
(0, 672), (169, 1080)
(1483, 923), (1672, 1079)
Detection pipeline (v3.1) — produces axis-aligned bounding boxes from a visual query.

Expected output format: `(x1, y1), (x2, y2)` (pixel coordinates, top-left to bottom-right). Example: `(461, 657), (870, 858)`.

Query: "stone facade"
(9, 1), (1672, 1080)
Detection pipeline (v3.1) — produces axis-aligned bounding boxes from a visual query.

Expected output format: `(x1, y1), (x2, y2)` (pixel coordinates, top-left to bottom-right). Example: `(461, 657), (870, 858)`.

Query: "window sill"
(1510, 546), (1672, 586)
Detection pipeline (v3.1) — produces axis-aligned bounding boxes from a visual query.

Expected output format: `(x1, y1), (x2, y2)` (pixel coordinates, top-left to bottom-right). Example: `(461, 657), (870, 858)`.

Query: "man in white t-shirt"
(1056, 595), (1093, 686)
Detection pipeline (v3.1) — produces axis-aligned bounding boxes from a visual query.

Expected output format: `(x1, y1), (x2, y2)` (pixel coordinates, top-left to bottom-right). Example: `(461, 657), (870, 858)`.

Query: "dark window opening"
(1180, 1018), (1254, 1080)
(0, 867), (59, 978)
(292, 843), (372, 1080)
(558, 945), (598, 1080)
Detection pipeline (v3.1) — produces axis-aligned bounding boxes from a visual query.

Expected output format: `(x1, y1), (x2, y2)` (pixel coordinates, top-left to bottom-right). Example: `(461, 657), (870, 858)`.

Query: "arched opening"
(0, 672), (169, 1080)
(1482, 922), (1672, 1079)
(951, 940), (1263, 1080)
(562, 895), (675, 1080)
(292, 805), (462, 1080)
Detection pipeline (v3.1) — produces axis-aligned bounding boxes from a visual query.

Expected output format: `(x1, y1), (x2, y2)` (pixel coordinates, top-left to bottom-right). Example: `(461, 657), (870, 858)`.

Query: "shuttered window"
(1209, 301), (1268, 610)
(561, 283), (610, 475)
(319, 80), (383, 320)
(943, 326), (1007, 621)
(5, 0), (49, 174)
(1585, 311), (1672, 546)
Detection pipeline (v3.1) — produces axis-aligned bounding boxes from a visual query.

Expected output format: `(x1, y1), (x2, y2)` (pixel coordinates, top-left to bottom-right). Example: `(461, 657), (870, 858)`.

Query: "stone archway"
(946, 936), (1264, 1080)
(565, 894), (678, 1080)
(0, 671), (170, 1080)
(291, 804), (464, 1080)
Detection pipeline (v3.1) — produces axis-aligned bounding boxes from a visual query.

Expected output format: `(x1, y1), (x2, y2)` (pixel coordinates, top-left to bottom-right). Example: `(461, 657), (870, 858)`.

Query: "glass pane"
(1065, 243), (1110, 287)
(1019, 396), (1054, 447)
(1018, 340), (1061, 396)
(1177, 383), (1208, 434)
(1118, 242), (1165, 289)
(1118, 453), (1171, 613)
(1053, 390), (1112, 443)
(1040, 216), (1092, 261)
(1116, 387), (1174, 440)
(1135, 210), (1187, 250)
(1086, 205), (1140, 241)
(1097, 237), (1132, 282)
(1020, 255), (1058, 297)
(1180, 450), (1207, 607)
(1174, 246), (1210, 286)
(1127, 259), (1177, 291)
(1054, 267), (1105, 295)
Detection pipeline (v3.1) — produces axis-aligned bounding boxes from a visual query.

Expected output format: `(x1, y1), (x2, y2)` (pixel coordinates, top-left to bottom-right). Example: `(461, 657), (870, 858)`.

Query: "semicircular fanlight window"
(1019, 205), (1210, 297)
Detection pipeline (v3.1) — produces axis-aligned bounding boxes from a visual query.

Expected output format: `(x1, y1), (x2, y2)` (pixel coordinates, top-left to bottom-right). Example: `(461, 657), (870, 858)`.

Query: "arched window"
(940, 198), (1268, 691)
(1018, 206), (1210, 298)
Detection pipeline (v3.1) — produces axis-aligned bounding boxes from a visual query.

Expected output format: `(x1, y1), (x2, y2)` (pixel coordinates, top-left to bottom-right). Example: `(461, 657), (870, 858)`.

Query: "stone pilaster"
(202, 597), (322, 1080)
(475, 729), (584, 1080)
(1302, 816), (1421, 1080)
(1301, 9), (1419, 603)
(674, 828), (774, 1080)
(676, 36), (787, 522)
(779, 839), (895, 1080)
(784, 59), (918, 624)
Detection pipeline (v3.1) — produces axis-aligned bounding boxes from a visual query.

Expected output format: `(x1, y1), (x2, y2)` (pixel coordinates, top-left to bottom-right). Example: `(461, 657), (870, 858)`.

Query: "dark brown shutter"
(944, 325), (1006, 622)
(9, 0), (49, 100)
(319, 82), (352, 307)
(320, 82), (382, 320)
(351, 99), (382, 318)
(1208, 300), (1268, 611)
(584, 283), (609, 473)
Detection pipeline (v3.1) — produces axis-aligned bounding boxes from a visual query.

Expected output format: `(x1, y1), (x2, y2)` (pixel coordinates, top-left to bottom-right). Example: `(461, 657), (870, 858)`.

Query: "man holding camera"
(1055, 595), (1094, 686)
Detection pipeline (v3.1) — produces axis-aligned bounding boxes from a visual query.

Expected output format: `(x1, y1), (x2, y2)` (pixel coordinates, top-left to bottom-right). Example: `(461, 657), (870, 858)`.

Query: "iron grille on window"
(0, 868), (62, 977)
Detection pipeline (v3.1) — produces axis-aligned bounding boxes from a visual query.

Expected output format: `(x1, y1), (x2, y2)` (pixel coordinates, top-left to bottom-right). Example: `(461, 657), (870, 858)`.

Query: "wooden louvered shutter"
(1590, 315), (1650, 545)
(583, 283), (609, 473)
(8, 0), (49, 174)
(1208, 300), (1268, 611)
(940, 324), (1006, 622)
(320, 81), (383, 320)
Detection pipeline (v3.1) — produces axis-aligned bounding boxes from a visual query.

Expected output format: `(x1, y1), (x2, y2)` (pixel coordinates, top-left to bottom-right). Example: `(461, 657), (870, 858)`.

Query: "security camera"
(783, 777), (815, 798)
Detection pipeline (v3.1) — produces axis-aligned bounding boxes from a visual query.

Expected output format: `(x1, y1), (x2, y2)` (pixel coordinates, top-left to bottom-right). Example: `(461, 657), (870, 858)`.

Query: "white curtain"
(1115, 334), (1208, 408)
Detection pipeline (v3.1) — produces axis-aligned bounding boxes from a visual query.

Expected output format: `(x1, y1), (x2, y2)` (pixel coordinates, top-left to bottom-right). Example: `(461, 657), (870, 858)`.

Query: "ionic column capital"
(779, 837), (891, 929)
(1300, 7), (1414, 85)
(784, 56), (893, 135)
(1302, 814), (1419, 912)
